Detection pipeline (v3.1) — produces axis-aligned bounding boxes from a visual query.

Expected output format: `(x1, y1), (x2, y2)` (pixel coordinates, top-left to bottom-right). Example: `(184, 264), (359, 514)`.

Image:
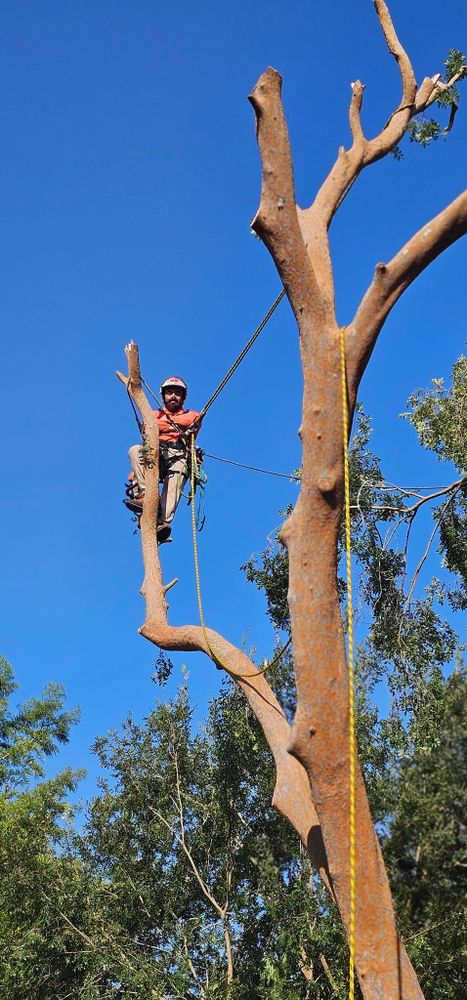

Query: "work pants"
(128, 443), (188, 524)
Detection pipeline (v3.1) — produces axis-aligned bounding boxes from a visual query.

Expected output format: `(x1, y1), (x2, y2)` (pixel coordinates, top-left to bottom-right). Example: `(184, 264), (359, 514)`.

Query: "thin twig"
(404, 484), (464, 607)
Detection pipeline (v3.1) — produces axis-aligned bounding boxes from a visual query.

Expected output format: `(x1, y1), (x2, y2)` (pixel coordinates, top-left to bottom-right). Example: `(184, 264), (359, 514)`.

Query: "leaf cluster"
(393, 48), (466, 156)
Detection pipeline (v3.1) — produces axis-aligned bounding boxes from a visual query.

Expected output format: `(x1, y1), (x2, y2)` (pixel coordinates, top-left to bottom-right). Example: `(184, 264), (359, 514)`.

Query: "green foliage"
(80, 684), (327, 997)
(242, 511), (291, 634)
(392, 48), (466, 156)
(139, 441), (156, 468)
(384, 669), (467, 999)
(152, 648), (175, 686)
(438, 485), (467, 609)
(0, 656), (80, 791)
(403, 356), (467, 611)
(0, 660), (88, 999)
(407, 117), (441, 146)
(403, 356), (466, 472)
(440, 49), (467, 105)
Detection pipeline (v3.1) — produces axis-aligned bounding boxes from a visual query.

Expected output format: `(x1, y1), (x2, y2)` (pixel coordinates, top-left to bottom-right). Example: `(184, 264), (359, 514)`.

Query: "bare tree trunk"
(244, 0), (466, 988)
(284, 321), (419, 999)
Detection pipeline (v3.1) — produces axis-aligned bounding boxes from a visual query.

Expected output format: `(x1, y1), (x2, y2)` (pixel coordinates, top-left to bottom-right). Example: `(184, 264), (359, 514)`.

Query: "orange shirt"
(153, 407), (201, 443)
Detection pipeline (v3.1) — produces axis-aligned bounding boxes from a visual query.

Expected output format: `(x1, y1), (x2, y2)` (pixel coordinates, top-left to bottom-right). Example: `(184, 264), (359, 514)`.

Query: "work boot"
(157, 522), (172, 543)
(123, 493), (144, 512)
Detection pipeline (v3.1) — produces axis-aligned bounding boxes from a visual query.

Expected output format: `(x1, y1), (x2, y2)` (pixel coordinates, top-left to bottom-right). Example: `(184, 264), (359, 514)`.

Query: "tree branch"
(311, 0), (417, 226)
(118, 345), (331, 891)
(122, 342), (162, 619)
(182, 935), (207, 1000)
(248, 67), (332, 327)
(361, 476), (466, 517)
(370, 0), (417, 145)
(348, 190), (467, 397)
(413, 64), (466, 117)
(404, 482), (464, 607)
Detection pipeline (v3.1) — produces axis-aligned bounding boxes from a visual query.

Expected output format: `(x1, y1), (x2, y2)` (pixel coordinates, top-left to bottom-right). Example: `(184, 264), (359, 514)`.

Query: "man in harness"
(127, 376), (201, 542)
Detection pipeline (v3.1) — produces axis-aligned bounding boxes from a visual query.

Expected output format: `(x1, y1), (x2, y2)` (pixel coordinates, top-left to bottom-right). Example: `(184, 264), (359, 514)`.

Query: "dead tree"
(118, 3), (466, 997)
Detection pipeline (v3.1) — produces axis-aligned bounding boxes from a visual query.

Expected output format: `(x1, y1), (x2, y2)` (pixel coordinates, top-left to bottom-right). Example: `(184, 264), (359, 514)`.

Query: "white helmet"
(160, 375), (188, 400)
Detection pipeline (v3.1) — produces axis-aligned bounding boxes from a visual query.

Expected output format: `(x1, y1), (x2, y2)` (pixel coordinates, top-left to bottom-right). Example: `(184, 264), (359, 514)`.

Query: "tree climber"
(127, 376), (201, 542)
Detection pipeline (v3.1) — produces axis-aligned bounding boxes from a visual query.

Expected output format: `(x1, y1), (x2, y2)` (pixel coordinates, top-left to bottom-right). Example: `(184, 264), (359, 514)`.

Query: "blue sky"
(1, 0), (465, 800)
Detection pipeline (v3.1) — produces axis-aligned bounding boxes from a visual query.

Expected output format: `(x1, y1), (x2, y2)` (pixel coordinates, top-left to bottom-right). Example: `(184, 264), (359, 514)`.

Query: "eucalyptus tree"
(117, 3), (466, 996)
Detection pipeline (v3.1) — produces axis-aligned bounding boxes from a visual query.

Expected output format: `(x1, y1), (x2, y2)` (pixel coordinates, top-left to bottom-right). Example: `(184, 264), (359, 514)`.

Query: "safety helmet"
(160, 375), (188, 400)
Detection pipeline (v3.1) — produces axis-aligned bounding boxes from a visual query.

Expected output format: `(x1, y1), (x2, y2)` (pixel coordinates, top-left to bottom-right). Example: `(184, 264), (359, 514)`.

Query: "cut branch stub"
(249, 68), (298, 240)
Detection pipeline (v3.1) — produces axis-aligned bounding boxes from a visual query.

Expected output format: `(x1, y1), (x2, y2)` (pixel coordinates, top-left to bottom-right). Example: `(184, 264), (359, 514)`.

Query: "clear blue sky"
(1, 1), (465, 800)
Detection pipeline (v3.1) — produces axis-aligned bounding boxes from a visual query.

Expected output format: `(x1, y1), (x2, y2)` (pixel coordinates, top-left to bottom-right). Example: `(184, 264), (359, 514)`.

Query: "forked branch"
(117, 346), (330, 886)
(310, 1), (463, 227)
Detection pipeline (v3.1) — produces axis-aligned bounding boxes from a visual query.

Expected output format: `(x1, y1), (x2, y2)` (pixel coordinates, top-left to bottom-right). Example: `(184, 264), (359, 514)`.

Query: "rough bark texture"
(119, 3), (466, 997)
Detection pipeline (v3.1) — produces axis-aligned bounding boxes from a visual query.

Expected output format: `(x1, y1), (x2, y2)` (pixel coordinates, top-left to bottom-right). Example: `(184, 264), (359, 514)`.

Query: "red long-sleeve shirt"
(153, 407), (201, 443)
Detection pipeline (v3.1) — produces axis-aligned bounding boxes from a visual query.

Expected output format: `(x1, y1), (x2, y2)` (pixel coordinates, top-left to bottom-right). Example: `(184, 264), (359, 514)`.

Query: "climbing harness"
(190, 436), (291, 679)
(340, 326), (356, 1000)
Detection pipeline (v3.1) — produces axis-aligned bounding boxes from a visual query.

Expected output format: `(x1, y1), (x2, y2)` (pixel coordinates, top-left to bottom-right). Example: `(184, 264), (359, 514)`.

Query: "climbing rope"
(340, 326), (356, 999)
(190, 436), (291, 679)
(197, 288), (286, 420)
(126, 288), (287, 476)
(126, 382), (143, 435)
(202, 451), (300, 481)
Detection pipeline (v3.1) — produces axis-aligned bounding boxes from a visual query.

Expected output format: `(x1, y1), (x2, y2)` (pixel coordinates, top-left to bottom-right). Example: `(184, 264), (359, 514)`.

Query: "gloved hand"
(185, 416), (202, 435)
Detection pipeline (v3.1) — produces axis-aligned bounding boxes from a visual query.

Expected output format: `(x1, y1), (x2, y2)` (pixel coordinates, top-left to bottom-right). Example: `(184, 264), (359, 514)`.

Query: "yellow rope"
(340, 326), (356, 999)
(190, 437), (291, 679)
